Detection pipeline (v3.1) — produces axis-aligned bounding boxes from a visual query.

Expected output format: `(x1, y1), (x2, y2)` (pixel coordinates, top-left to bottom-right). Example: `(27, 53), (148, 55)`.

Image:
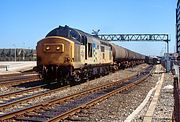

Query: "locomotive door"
(101, 46), (105, 63)
(83, 36), (87, 60)
(80, 36), (86, 63)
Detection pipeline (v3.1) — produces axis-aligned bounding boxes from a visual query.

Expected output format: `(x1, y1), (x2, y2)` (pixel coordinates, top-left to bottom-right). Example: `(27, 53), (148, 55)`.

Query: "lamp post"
(13, 44), (16, 62)
(23, 42), (25, 61)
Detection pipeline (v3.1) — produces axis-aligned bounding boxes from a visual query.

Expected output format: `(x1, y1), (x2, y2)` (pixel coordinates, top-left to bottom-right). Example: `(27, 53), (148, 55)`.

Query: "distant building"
(176, 0), (180, 58)
(0, 48), (36, 61)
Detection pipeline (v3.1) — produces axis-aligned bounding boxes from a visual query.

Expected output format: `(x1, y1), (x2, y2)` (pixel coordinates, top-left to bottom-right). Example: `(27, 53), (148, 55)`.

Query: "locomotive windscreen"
(46, 25), (80, 42)
(46, 27), (68, 37)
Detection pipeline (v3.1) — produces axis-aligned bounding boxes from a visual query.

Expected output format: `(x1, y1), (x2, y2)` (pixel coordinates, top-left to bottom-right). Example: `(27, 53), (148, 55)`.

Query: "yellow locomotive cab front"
(37, 36), (74, 66)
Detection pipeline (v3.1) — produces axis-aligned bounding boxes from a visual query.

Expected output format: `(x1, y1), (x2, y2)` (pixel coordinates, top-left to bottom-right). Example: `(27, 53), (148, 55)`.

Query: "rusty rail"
(0, 84), (70, 111)
(0, 76), (40, 87)
(0, 72), (38, 79)
(0, 84), (47, 100)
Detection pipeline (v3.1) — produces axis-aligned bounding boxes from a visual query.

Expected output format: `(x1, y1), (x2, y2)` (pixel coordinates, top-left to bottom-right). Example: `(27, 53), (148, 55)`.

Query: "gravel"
(0, 86), (27, 95)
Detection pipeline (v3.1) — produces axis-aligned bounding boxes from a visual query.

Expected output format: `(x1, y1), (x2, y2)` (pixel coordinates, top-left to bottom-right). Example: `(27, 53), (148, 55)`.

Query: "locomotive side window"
(101, 46), (104, 52)
(102, 53), (105, 59)
(101, 46), (105, 59)
(109, 51), (111, 60)
(109, 47), (112, 60)
(97, 45), (99, 49)
(88, 43), (92, 57)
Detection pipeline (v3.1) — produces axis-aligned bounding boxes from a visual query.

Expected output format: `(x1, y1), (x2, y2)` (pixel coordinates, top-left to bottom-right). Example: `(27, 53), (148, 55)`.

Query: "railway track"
(0, 84), (47, 104)
(0, 83), (69, 114)
(0, 65), (153, 121)
(0, 73), (40, 87)
(0, 73), (26, 78)
(0, 71), (37, 78)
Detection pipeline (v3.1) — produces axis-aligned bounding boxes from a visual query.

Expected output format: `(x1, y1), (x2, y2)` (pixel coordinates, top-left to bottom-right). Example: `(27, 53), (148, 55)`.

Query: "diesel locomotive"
(36, 25), (145, 83)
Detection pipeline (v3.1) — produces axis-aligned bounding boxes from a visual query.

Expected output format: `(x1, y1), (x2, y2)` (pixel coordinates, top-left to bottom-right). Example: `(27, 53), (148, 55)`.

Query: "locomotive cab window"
(88, 43), (92, 57)
(69, 30), (80, 41)
(82, 36), (86, 45)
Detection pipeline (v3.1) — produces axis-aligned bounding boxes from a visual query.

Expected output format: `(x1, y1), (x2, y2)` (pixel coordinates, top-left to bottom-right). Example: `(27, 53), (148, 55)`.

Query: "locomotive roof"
(46, 25), (111, 47)
(46, 25), (89, 38)
(74, 28), (112, 47)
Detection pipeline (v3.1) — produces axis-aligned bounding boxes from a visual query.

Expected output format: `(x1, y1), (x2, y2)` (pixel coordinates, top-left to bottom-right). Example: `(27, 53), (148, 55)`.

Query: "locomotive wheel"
(74, 74), (81, 82)
(72, 70), (81, 83)
(81, 69), (88, 82)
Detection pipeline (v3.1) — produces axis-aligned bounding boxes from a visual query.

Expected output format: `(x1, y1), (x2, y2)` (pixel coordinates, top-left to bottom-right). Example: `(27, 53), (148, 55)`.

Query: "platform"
(143, 65), (173, 121)
(0, 61), (36, 75)
(143, 72), (173, 122)
(125, 65), (174, 122)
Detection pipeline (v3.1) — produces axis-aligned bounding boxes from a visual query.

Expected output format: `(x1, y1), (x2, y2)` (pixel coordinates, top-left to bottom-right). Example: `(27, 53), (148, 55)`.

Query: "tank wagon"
(36, 25), (145, 83)
(111, 44), (145, 69)
(145, 56), (159, 65)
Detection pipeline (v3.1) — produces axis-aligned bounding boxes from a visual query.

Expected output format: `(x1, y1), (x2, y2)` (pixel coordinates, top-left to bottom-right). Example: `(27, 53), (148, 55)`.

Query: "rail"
(0, 74), (40, 87)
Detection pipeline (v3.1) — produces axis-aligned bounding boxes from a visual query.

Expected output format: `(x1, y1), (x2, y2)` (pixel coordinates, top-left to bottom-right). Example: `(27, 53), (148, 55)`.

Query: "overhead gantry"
(94, 34), (170, 53)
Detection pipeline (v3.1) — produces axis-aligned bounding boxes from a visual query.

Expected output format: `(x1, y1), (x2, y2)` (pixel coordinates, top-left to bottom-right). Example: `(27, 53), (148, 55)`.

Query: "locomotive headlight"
(46, 46), (50, 50)
(56, 46), (60, 50)
(67, 57), (71, 61)
(64, 57), (71, 63)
